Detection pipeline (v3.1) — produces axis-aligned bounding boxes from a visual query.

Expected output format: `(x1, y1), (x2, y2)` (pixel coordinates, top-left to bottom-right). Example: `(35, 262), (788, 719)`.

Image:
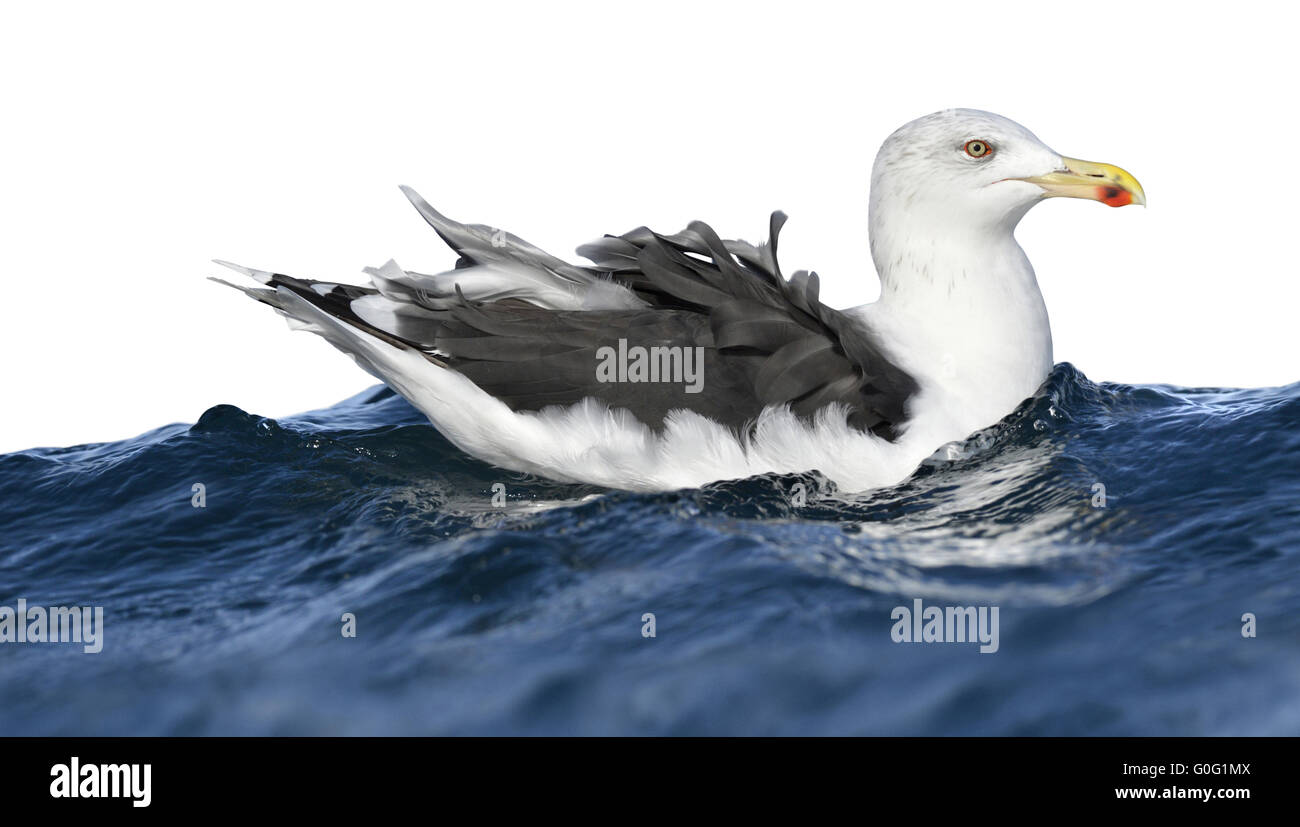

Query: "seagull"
(214, 109), (1144, 492)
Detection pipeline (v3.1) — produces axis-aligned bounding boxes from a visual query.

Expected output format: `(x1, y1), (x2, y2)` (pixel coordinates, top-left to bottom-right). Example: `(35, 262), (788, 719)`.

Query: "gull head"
(870, 109), (1145, 243)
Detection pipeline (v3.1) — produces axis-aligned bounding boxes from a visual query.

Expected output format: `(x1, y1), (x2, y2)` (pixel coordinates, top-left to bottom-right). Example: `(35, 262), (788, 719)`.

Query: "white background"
(1, 1), (1296, 453)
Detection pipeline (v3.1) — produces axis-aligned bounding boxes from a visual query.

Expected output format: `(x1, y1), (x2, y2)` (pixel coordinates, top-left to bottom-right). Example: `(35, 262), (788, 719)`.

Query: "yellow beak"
(1017, 157), (1146, 207)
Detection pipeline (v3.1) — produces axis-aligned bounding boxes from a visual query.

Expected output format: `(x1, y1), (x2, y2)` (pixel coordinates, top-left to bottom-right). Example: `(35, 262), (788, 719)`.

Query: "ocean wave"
(1, 365), (1297, 734)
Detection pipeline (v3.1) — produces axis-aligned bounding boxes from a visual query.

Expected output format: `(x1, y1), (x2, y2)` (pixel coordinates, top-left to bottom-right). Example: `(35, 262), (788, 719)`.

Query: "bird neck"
(865, 210), (1054, 428)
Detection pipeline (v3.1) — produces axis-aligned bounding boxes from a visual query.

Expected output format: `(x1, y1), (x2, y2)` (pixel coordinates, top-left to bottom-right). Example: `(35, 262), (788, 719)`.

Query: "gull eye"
(964, 139), (993, 159)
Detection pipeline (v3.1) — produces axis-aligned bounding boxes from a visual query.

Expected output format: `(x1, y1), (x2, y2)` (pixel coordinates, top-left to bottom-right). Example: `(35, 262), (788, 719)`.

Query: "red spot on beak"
(1098, 186), (1132, 208)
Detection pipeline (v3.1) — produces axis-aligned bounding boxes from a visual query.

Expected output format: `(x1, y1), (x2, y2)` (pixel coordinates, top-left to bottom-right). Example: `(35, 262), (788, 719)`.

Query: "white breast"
(855, 226), (1054, 445)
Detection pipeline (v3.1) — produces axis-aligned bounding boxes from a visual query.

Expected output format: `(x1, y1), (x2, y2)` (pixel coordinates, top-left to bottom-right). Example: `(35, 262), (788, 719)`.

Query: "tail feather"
(210, 259), (441, 359)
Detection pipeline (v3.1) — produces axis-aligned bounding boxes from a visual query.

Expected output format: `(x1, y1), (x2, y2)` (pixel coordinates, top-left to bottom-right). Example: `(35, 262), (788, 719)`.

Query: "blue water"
(1, 364), (1297, 735)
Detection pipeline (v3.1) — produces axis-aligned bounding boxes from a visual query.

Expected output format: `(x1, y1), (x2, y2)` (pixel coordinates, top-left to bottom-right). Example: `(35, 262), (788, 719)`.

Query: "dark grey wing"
(217, 204), (919, 439)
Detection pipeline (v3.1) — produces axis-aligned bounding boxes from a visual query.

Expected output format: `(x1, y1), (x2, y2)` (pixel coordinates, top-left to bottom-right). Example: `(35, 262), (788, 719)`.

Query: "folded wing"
(215, 189), (919, 439)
